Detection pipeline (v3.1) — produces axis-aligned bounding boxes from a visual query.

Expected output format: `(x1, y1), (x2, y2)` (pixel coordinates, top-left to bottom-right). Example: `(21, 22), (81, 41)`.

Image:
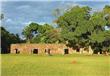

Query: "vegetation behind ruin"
(1, 5), (110, 54)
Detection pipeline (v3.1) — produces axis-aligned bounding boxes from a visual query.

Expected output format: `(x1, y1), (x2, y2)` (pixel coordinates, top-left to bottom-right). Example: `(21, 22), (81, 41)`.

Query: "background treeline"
(1, 5), (110, 54)
(1, 27), (25, 53)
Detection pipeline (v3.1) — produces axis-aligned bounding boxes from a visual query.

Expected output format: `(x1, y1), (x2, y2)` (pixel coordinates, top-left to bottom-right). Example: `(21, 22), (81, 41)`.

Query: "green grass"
(1, 54), (110, 76)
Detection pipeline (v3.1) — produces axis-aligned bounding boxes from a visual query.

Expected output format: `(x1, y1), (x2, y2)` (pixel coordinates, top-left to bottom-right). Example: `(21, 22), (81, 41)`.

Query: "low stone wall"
(11, 43), (73, 55)
(11, 44), (93, 55)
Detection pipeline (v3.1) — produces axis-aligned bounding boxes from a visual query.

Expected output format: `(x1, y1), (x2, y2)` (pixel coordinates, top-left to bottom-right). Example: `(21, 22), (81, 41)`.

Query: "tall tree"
(30, 23), (54, 43)
(22, 22), (39, 43)
(1, 27), (21, 53)
(56, 5), (110, 54)
(56, 6), (91, 49)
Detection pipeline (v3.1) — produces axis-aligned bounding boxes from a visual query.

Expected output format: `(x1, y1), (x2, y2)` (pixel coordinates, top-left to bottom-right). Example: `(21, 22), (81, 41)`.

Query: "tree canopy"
(1, 26), (22, 53)
(56, 5), (110, 53)
(1, 5), (110, 54)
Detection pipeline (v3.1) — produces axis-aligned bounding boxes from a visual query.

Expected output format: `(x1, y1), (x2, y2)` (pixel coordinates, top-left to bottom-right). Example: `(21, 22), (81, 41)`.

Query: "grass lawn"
(1, 54), (110, 76)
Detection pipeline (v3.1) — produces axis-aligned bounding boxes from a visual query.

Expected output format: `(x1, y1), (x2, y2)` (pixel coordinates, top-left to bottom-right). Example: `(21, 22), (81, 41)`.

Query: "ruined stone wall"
(11, 43), (73, 55)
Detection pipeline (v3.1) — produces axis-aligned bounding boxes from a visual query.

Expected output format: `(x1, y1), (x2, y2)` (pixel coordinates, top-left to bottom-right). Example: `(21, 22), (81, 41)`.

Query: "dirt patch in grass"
(71, 60), (77, 64)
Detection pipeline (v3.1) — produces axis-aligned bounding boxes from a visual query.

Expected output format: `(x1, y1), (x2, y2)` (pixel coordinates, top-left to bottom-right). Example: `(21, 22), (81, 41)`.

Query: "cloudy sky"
(1, 0), (110, 37)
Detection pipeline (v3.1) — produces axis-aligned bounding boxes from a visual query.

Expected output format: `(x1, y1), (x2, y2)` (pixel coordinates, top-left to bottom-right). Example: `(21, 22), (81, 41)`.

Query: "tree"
(56, 6), (91, 49)
(44, 28), (63, 43)
(56, 5), (110, 54)
(12, 5), (110, 54)
(22, 22), (39, 43)
(31, 23), (64, 43)
(0, 13), (4, 20)
(22, 22), (64, 44)
(30, 23), (54, 43)
(89, 5), (110, 54)
(1, 26), (21, 53)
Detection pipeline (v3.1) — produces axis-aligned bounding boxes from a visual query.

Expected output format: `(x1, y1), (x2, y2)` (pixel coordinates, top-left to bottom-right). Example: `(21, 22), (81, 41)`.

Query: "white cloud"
(23, 21), (33, 25)
(37, 22), (46, 25)
(66, 2), (79, 7)
(6, 18), (13, 23)
(16, 5), (31, 9)
(105, 26), (110, 30)
(23, 21), (46, 25)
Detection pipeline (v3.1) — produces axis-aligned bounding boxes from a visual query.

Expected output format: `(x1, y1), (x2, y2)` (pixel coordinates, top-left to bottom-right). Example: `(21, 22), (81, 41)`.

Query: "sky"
(1, 0), (110, 38)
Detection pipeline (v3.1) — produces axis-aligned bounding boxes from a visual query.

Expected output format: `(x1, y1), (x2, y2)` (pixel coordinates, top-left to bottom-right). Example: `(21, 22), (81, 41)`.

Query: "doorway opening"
(33, 49), (38, 54)
(76, 48), (80, 52)
(64, 49), (69, 54)
(45, 49), (51, 55)
(15, 49), (20, 54)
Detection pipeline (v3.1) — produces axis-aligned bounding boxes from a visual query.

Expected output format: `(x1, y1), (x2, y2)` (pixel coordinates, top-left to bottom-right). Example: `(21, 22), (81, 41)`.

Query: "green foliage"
(56, 5), (110, 53)
(22, 22), (39, 43)
(56, 6), (92, 48)
(31, 23), (55, 43)
(22, 23), (64, 44)
(1, 27), (22, 53)
(44, 28), (63, 43)
(21, 5), (110, 53)
(89, 32), (105, 43)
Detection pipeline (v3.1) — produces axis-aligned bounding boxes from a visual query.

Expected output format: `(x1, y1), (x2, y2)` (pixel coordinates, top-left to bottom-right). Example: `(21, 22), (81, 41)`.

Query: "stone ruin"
(11, 44), (72, 55)
(10, 43), (93, 55)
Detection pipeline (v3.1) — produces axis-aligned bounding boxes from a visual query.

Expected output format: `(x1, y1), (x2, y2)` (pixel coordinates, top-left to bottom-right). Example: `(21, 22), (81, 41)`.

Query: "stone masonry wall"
(11, 43), (73, 55)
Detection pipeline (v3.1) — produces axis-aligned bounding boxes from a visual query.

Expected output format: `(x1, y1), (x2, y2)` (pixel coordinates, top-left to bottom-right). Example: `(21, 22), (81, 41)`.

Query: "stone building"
(11, 43), (93, 55)
(11, 44), (73, 55)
